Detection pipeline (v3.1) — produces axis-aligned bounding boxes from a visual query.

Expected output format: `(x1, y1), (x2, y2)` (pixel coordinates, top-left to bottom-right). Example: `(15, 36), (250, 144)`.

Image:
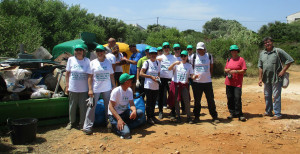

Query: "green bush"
(0, 15), (43, 57)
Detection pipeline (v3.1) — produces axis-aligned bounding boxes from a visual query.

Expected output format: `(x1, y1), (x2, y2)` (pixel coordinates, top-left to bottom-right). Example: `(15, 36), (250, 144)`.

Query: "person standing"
(112, 44), (126, 85)
(136, 46), (151, 97)
(140, 47), (161, 125)
(108, 73), (144, 139)
(258, 37), (294, 120)
(187, 45), (194, 63)
(123, 44), (142, 95)
(224, 45), (247, 122)
(168, 50), (195, 123)
(191, 42), (219, 123)
(157, 46), (163, 56)
(65, 44), (92, 130)
(82, 45), (116, 135)
(105, 38), (117, 53)
(156, 42), (177, 119)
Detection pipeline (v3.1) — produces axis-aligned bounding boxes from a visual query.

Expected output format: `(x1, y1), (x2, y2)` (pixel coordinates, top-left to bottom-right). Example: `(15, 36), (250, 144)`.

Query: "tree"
(0, 15), (43, 57)
(145, 28), (186, 49)
(147, 24), (168, 33)
(125, 24), (147, 44)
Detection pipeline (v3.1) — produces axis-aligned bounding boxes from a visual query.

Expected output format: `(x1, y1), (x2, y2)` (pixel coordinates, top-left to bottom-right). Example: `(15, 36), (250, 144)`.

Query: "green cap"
(162, 42), (170, 47)
(229, 45), (240, 51)
(173, 44), (180, 48)
(119, 73), (135, 84)
(181, 50), (188, 56)
(75, 44), (85, 50)
(157, 46), (162, 50)
(145, 45), (151, 50)
(95, 45), (105, 50)
(187, 45), (193, 49)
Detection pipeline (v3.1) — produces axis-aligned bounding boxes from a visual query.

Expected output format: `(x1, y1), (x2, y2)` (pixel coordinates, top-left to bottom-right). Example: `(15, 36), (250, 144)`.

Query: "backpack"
(144, 60), (158, 74)
(192, 53), (212, 69)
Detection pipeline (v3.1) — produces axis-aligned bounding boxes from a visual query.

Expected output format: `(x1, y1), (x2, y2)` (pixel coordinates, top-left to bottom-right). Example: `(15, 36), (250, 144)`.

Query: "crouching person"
(108, 73), (144, 139)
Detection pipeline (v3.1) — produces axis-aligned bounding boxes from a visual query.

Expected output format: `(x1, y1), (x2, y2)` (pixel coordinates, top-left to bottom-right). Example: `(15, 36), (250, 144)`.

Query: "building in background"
(287, 11), (300, 23)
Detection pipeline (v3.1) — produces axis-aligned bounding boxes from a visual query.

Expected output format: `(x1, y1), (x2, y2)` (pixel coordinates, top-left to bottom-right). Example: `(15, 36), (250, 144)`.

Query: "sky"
(63, 0), (300, 32)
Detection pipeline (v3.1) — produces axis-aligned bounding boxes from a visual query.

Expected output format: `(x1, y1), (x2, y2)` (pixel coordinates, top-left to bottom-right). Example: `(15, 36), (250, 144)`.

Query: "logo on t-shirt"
(73, 64), (84, 70)
(123, 96), (129, 101)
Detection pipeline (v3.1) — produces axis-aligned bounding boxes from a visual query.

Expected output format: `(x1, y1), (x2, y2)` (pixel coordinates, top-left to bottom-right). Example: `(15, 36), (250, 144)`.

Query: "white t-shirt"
(142, 60), (161, 90)
(157, 54), (177, 79)
(115, 53), (123, 73)
(172, 63), (194, 84)
(191, 53), (213, 83)
(105, 53), (116, 65)
(90, 58), (114, 93)
(66, 56), (92, 92)
(108, 86), (133, 115)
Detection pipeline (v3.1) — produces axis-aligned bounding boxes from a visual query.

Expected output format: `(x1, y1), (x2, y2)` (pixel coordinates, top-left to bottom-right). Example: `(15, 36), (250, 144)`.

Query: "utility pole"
(157, 17), (159, 25)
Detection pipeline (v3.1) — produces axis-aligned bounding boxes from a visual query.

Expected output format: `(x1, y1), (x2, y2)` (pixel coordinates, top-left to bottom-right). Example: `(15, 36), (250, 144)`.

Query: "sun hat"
(119, 73), (135, 84)
(196, 42), (206, 50)
(157, 46), (163, 50)
(181, 50), (188, 56)
(173, 44), (180, 49)
(95, 44), (105, 50)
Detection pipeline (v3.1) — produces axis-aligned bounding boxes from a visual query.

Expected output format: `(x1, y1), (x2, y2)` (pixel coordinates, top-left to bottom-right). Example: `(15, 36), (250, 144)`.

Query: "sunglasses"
(163, 46), (170, 49)
(181, 55), (187, 58)
(174, 48), (181, 50)
(96, 49), (105, 52)
(158, 50), (163, 52)
(187, 49), (192, 51)
(75, 49), (84, 52)
(150, 52), (157, 55)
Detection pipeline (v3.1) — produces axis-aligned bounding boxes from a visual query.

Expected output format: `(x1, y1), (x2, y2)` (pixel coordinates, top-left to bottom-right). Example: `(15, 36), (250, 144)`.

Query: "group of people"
(64, 37), (294, 139)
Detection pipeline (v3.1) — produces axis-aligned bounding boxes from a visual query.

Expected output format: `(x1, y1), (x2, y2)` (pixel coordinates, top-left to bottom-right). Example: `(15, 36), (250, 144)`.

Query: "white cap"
(196, 42), (206, 50)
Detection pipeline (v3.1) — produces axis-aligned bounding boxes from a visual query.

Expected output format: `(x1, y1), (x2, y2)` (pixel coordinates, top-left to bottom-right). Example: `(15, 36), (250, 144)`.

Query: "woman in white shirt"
(168, 50), (195, 123)
(65, 44), (92, 130)
(83, 45), (116, 135)
(140, 47), (161, 125)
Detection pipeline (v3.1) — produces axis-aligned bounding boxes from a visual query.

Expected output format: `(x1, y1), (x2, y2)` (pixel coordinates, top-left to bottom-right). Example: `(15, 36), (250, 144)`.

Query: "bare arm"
(140, 68), (156, 81)
(278, 63), (292, 77)
(110, 74), (116, 89)
(210, 63), (213, 75)
(109, 100), (126, 130)
(88, 74), (93, 97)
(129, 100), (137, 120)
(258, 68), (263, 86)
(168, 61), (180, 71)
(65, 71), (70, 94)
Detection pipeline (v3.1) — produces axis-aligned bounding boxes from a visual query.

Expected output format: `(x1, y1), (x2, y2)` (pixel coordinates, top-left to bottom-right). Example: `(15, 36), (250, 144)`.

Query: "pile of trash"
(0, 67), (60, 101)
(0, 46), (67, 101)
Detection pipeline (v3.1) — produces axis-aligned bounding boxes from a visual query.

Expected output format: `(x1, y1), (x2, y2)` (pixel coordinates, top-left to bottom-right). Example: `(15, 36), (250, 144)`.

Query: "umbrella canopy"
(136, 44), (149, 57)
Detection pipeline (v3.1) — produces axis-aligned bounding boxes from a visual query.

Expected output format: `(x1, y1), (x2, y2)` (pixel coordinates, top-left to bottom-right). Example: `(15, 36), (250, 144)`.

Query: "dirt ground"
(1, 65), (300, 153)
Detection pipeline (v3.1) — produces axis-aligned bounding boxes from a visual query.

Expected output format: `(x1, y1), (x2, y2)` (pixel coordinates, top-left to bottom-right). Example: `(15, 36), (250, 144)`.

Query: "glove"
(136, 80), (141, 87)
(86, 97), (94, 108)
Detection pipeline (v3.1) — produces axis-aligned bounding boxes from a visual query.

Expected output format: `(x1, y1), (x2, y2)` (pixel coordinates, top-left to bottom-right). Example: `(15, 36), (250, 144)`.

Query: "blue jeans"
(264, 82), (282, 117)
(108, 109), (144, 137)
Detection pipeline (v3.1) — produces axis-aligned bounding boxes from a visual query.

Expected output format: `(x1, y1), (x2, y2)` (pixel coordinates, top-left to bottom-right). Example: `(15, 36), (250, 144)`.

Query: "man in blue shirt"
(124, 44), (142, 94)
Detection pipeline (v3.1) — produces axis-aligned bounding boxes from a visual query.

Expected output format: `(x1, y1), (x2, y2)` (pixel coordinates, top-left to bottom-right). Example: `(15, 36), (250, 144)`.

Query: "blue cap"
(149, 47), (157, 53)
